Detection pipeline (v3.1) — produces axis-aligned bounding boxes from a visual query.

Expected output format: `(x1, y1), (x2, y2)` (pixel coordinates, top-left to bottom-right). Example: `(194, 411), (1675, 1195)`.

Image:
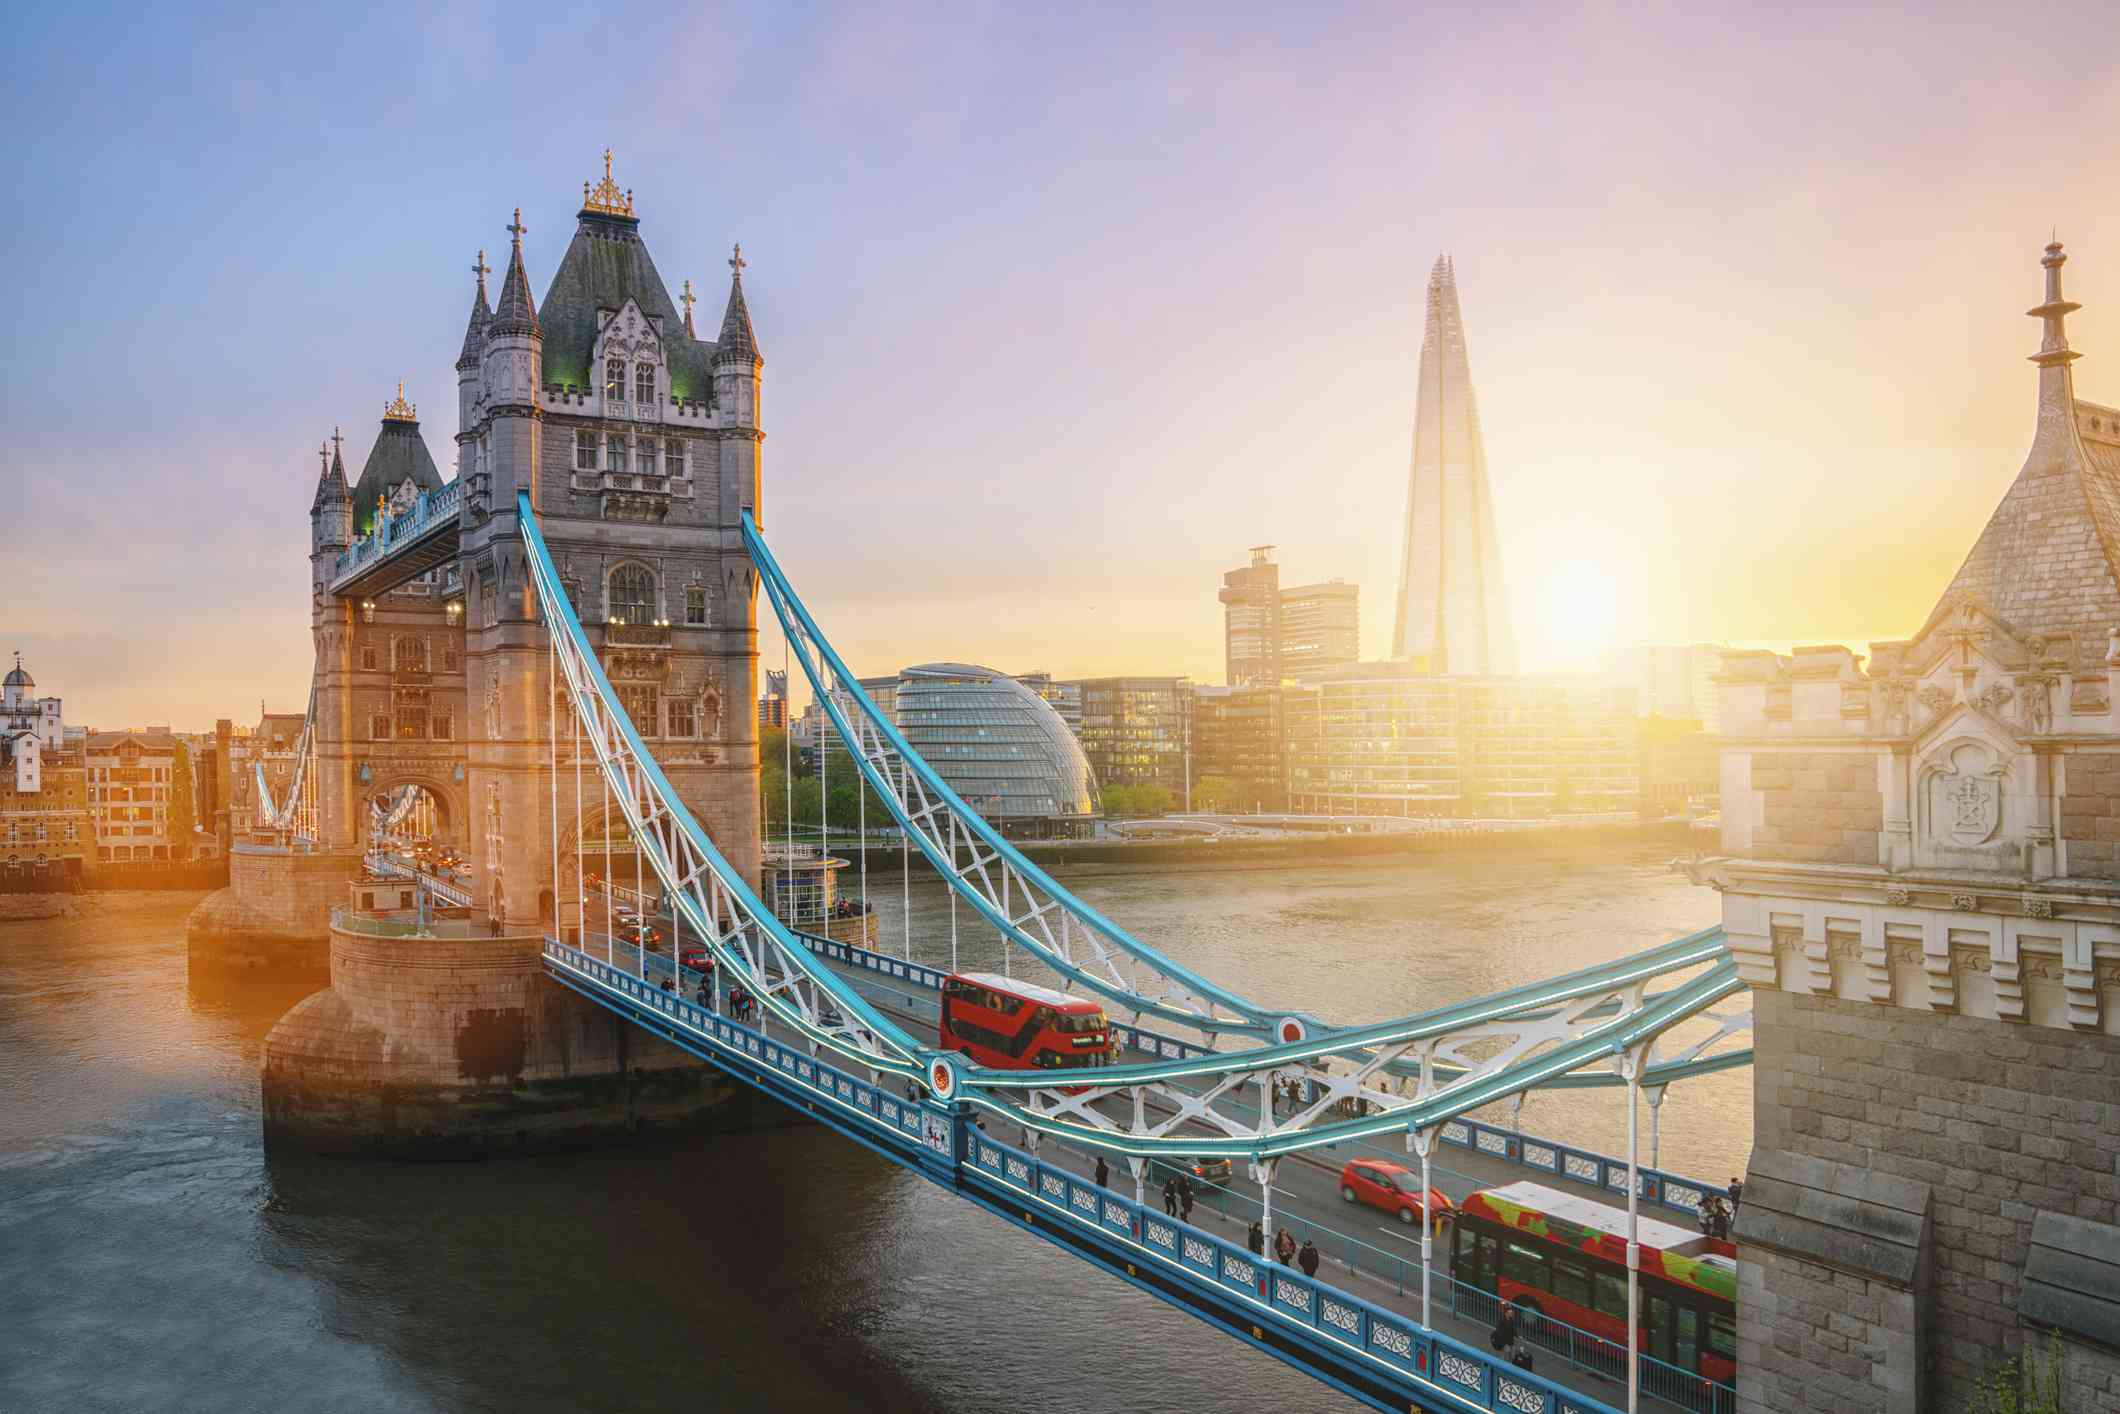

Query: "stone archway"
(363, 775), (466, 848)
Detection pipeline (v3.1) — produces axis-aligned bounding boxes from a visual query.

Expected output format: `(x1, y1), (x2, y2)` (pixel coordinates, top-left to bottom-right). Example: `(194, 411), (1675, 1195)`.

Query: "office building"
(1391, 255), (1515, 674)
(1280, 580), (1360, 676)
(1190, 683), (1288, 813)
(1286, 665), (1636, 818)
(1073, 676), (1191, 802)
(1219, 546), (1281, 685)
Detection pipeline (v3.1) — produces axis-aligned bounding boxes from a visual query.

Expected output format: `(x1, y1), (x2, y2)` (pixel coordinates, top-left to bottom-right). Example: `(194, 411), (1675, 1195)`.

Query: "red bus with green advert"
(1450, 1180), (1736, 1394)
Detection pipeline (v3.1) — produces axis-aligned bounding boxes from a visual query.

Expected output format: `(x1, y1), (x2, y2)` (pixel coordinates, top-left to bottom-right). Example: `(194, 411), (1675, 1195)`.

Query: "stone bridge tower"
(455, 158), (763, 930)
(1697, 243), (2120, 1412)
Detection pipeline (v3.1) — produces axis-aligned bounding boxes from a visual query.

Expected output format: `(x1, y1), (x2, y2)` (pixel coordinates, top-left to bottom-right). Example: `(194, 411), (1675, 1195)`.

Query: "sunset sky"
(4, 2), (2117, 730)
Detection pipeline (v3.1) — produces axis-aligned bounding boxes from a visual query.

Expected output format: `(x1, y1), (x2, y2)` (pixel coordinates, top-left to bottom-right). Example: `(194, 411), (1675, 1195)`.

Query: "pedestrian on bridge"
(1298, 1238), (1319, 1277)
(1246, 1221), (1265, 1257)
(1273, 1227), (1296, 1267)
(1178, 1175), (1196, 1223)
(1162, 1176), (1179, 1218)
(1094, 1155), (1109, 1189)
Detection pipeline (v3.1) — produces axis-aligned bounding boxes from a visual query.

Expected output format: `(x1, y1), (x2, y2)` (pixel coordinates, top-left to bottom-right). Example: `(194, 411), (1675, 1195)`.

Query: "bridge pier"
(260, 907), (781, 1157)
(185, 841), (365, 952)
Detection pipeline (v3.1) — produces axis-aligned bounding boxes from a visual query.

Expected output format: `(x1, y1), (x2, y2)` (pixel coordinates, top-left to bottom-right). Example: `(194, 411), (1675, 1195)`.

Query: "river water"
(0, 842), (1737, 1413)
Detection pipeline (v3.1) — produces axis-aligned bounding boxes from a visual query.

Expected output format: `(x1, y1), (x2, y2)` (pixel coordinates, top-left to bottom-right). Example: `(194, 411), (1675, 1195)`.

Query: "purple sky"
(4, 2), (2116, 729)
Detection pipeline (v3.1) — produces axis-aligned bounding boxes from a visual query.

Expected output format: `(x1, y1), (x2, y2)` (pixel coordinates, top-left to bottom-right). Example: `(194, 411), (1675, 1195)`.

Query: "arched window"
(394, 637), (427, 672)
(605, 357), (626, 401)
(635, 362), (655, 404)
(608, 564), (655, 625)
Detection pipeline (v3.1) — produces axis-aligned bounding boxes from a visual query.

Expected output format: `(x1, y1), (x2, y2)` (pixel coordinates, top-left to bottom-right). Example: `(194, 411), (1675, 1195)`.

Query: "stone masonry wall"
(1752, 987), (2120, 1404)
(1743, 750), (1883, 866)
(1735, 1243), (1919, 1414)
(188, 844), (363, 944)
(2059, 747), (2120, 880)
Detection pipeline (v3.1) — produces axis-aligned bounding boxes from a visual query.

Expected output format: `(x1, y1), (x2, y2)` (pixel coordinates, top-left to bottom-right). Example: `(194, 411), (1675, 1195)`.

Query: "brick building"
(1, 657), (90, 888)
(1695, 242), (2120, 1413)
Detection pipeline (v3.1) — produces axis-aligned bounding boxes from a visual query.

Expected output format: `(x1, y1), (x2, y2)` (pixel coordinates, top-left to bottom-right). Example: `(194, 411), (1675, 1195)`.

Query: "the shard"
(1390, 255), (1516, 675)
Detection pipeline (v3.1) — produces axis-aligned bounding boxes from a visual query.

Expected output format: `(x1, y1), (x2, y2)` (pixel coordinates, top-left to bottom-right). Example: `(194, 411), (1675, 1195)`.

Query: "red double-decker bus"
(939, 972), (1111, 1073)
(1451, 1181), (1737, 1388)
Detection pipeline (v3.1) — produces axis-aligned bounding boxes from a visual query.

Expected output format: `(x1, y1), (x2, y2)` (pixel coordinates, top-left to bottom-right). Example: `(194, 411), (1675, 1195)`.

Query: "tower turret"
(713, 243), (762, 431)
(456, 248), (492, 481)
(309, 430), (352, 552)
(481, 209), (543, 509)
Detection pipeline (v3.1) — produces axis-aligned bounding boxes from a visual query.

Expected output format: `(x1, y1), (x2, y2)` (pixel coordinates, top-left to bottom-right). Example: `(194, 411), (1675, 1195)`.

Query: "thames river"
(0, 842), (1736, 1412)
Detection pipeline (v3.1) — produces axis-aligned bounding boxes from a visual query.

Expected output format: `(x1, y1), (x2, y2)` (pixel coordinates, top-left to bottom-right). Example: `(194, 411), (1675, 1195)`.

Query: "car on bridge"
(1148, 1156), (1234, 1186)
(1338, 1159), (1453, 1228)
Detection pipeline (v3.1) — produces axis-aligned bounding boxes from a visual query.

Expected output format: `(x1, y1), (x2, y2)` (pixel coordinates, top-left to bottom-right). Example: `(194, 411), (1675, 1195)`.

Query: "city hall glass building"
(894, 664), (1099, 838)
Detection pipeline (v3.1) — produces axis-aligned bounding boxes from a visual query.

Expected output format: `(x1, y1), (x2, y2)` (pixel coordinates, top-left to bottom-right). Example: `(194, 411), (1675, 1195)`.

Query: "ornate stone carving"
(1951, 893), (1978, 911)
(2020, 675), (2054, 733)
(1879, 680), (1910, 716)
(1884, 886), (1911, 906)
(1918, 684), (1954, 714)
(1972, 681), (2014, 715)
(483, 673), (502, 739)
(1928, 741), (2005, 847)
(1950, 944), (1992, 974)
(2023, 896), (2053, 919)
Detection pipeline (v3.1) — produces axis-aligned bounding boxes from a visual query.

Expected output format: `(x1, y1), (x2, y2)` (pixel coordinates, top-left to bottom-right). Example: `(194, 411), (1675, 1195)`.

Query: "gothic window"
(605, 357), (626, 401)
(664, 438), (686, 476)
(361, 645), (380, 672)
(397, 705), (428, 739)
(604, 433), (622, 470)
(576, 430), (597, 470)
(635, 362), (655, 404)
(668, 697), (695, 738)
(433, 714), (453, 741)
(616, 685), (659, 736)
(685, 585), (707, 625)
(608, 564), (655, 625)
(371, 715), (391, 741)
(394, 637), (427, 672)
(442, 648), (459, 673)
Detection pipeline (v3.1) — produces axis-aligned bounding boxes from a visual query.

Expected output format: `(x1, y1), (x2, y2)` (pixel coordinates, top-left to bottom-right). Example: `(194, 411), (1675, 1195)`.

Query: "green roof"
(350, 419), (444, 534)
(539, 210), (716, 403)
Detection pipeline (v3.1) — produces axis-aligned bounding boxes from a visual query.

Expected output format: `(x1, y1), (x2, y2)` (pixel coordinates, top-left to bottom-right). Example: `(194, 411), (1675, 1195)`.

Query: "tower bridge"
(229, 169), (2120, 1413)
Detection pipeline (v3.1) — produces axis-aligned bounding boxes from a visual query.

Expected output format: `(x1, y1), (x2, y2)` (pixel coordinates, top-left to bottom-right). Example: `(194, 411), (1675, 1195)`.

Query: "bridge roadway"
(562, 909), (1725, 1414)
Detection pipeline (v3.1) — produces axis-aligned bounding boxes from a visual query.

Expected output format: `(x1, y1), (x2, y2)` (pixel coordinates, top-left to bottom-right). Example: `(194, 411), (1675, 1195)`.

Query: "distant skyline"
(4, 2), (2117, 730)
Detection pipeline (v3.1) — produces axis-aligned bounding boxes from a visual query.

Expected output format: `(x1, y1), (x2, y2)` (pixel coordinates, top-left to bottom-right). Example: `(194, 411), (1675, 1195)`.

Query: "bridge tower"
(1699, 242), (2120, 1412)
(455, 158), (763, 929)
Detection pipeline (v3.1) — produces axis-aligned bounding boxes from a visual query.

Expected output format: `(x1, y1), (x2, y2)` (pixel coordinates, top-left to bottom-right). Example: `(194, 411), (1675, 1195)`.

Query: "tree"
(1101, 783), (1175, 818)
(168, 747), (196, 860)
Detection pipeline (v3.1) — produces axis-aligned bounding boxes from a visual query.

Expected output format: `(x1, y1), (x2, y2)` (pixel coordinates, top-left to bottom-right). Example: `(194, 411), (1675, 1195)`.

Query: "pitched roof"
(455, 263), (492, 372)
(538, 209), (716, 402)
(489, 220), (540, 339)
(715, 264), (759, 364)
(1930, 257), (2119, 669)
(349, 417), (444, 534)
(309, 440), (349, 513)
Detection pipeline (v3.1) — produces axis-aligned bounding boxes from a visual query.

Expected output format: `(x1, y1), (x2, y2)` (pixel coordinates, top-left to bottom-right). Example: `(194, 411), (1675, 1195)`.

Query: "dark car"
(1152, 1155), (1234, 1185)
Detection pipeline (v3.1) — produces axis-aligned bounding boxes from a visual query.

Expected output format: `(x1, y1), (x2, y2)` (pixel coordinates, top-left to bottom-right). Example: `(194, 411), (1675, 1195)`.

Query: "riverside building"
(1285, 665), (1637, 818)
(1, 657), (90, 887)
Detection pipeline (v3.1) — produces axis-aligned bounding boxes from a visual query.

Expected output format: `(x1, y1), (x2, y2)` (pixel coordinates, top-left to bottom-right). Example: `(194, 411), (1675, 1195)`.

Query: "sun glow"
(1537, 559), (1619, 668)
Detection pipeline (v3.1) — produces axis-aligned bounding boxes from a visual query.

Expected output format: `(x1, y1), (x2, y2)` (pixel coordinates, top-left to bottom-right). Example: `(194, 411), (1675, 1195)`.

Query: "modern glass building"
(895, 663), (1099, 838)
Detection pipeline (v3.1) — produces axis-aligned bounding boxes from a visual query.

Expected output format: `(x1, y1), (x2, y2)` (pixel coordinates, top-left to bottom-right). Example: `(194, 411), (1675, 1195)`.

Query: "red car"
(1339, 1159), (1454, 1228)
(680, 947), (714, 973)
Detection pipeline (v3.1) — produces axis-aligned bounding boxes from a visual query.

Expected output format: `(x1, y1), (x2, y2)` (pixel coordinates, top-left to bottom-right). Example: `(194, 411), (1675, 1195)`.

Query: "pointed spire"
(680, 278), (696, 337)
(490, 208), (540, 337)
(311, 431), (349, 512)
(714, 243), (759, 362)
(457, 249), (493, 370)
(2029, 238), (2082, 370)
